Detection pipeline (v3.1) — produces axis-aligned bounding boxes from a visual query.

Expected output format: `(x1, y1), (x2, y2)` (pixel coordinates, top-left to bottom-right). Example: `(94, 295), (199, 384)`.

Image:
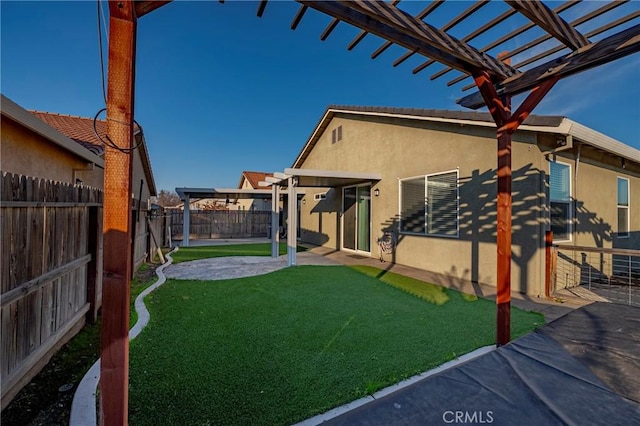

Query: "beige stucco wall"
(298, 113), (639, 296)
(1, 116), (104, 188)
(546, 146), (640, 250)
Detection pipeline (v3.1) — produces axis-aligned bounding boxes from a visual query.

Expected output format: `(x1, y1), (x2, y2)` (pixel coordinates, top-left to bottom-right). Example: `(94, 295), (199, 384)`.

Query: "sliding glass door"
(342, 185), (371, 253)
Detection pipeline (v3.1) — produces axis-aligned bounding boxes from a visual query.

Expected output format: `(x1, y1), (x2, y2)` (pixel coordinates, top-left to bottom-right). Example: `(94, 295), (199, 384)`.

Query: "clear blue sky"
(2, 1), (639, 192)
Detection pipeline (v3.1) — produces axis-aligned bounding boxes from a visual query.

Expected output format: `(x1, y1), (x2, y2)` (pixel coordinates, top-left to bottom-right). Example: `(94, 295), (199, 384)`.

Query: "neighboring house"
(295, 105), (640, 297)
(1, 94), (158, 272)
(1, 95), (105, 187)
(236, 171), (273, 211)
(30, 108), (158, 272)
(0, 95), (160, 407)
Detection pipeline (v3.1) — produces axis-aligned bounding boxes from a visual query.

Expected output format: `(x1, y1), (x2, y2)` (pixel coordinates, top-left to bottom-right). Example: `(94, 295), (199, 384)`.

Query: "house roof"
(292, 105), (640, 168)
(30, 111), (157, 196)
(1, 95), (104, 167)
(30, 111), (107, 156)
(238, 171), (274, 189)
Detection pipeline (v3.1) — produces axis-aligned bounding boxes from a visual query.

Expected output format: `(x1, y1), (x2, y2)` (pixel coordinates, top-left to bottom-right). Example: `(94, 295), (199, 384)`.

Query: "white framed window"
(314, 192), (327, 201)
(549, 161), (572, 241)
(617, 177), (629, 238)
(399, 170), (458, 237)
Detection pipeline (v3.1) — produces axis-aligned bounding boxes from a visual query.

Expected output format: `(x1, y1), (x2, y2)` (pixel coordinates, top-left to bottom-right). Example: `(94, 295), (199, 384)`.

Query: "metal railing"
(555, 245), (640, 306)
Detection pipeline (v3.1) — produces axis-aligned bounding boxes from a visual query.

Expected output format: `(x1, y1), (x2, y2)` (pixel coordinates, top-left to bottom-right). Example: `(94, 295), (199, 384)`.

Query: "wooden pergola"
(102, 1), (640, 424)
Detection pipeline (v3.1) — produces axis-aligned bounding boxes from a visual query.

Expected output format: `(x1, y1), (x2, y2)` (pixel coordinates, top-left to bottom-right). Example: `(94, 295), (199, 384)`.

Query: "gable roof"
(30, 111), (157, 195)
(292, 105), (639, 168)
(1, 95), (104, 166)
(238, 171), (274, 189)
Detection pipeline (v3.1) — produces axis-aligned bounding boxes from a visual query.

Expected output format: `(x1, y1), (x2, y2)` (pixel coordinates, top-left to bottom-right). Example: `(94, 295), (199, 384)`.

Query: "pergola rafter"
(454, 0), (633, 90)
(392, 0), (491, 68)
(103, 1), (640, 424)
(298, 0), (516, 78)
(505, 0), (589, 50)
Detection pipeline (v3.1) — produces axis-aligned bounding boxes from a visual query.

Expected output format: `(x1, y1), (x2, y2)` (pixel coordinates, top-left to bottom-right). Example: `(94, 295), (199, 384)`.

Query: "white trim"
(617, 176), (630, 238)
(549, 160), (573, 242)
(568, 120), (639, 163)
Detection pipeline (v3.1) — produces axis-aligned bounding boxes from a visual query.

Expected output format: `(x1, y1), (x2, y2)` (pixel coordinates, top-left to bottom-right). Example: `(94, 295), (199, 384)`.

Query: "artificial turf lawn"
(170, 242), (304, 264)
(129, 265), (543, 425)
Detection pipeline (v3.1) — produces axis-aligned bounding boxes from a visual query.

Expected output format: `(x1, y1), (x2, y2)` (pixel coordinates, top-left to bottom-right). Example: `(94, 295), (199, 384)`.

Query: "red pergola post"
(101, 1), (137, 425)
(473, 70), (559, 346)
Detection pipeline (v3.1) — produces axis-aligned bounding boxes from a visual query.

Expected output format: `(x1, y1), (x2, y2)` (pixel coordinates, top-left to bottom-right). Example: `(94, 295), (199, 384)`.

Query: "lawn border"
(69, 248), (178, 426)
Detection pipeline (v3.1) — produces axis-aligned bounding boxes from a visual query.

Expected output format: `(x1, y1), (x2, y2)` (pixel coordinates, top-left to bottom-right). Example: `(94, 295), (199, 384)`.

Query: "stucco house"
(295, 105), (640, 297)
(1, 95), (105, 187)
(1, 94), (158, 271)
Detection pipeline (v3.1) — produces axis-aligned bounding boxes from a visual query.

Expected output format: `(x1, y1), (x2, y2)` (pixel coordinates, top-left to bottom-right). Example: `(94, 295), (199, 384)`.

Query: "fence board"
(170, 210), (272, 239)
(0, 172), (104, 408)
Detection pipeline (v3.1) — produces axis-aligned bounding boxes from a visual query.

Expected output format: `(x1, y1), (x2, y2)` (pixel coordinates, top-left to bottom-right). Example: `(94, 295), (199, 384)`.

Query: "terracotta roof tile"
(29, 111), (143, 156)
(29, 111), (107, 155)
(29, 110), (156, 195)
(239, 171), (273, 189)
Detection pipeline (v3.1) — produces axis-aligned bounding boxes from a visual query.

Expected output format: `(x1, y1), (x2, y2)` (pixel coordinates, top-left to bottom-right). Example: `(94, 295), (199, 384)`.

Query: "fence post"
(86, 206), (101, 323)
(545, 231), (553, 298)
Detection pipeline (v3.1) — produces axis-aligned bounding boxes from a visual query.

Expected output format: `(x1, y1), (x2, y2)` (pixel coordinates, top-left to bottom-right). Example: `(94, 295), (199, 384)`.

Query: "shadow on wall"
(378, 163), (615, 295)
(306, 188), (340, 249)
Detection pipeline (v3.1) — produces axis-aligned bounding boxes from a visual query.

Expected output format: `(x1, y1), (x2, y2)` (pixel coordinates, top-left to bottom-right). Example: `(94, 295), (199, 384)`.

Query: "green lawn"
(129, 265), (542, 425)
(170, 242), (304, 264)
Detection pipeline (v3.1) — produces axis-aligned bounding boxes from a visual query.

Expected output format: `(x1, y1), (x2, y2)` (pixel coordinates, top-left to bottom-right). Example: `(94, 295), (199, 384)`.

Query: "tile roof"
(239, 171), (273, 189)
(29, 110), (156, 195)
(29, 111), (144, 156)
(29, 111), (107, 155)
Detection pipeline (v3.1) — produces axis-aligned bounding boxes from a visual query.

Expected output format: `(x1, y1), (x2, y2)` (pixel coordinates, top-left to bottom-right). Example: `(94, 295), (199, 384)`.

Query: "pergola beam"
(298, 0), (515, 78)
(102, 1), (137, 424)
(425, 7), (519, 79)
(459, 23), (640, 109)
(506, 0), (589, 50)
(473, 69), (559, 345)
(346, 0), (402, 51)
(257, 0), (268, 18)
(444, 0), (583, 87)
(368, 0), (443, 57)
(290, 5), (308, 30)
(512, 9), (640, 74)
(134, 0), (172, 18)
(394, 0), (490, 68)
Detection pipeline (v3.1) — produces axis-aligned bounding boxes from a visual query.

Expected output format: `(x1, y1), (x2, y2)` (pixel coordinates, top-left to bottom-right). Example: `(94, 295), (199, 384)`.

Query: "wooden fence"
(170, 210), (271, 239)
(0, 172), (102, 409)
